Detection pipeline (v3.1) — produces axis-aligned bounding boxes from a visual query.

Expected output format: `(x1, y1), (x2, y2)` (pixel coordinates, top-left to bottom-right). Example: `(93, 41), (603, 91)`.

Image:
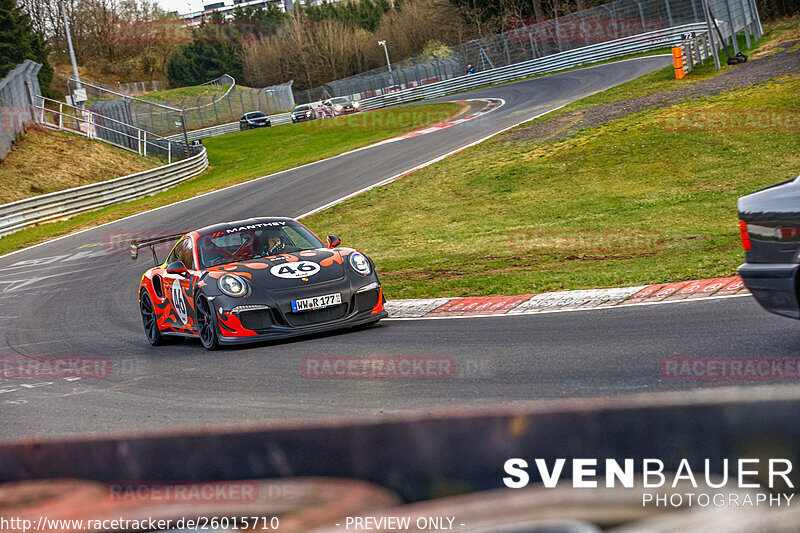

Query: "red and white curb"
(386, 276), (748, 319)
(368, 98), (504, 147)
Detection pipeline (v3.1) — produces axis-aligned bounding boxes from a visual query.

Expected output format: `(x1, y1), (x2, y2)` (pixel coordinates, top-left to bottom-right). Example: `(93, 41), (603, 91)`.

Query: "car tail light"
(775, 226), (800, 240)
(738, 220), (751, 251)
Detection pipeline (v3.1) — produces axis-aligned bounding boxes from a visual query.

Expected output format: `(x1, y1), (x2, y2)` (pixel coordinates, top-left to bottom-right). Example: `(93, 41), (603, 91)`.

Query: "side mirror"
(326, 235), (342, 248)
(166, 261), (190, 276)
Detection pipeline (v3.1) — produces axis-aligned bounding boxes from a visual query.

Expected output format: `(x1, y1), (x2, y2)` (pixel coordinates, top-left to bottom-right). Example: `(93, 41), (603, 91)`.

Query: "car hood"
(206, 248), (352, 290)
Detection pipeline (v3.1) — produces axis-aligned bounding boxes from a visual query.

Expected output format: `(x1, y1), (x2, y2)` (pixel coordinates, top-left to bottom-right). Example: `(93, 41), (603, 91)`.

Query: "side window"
(167, 238), (195, 269)
(178, 239), (195, 270)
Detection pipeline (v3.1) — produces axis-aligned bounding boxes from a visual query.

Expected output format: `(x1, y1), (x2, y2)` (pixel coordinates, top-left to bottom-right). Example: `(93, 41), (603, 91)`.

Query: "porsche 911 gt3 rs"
(132, 218), (387, 349)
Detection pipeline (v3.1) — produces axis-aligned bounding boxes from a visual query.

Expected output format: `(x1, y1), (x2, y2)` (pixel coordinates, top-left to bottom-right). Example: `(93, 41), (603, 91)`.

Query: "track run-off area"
(2, 55), (798, 441)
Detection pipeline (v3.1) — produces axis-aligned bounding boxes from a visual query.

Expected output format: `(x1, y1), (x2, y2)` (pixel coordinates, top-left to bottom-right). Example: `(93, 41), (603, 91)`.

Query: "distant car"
(131, 217), (387, 350)
(291, 103), (325, 123)
(738, 175), (800, 319)
(322, 97), (360, 116)
(239, 111), (271, 130)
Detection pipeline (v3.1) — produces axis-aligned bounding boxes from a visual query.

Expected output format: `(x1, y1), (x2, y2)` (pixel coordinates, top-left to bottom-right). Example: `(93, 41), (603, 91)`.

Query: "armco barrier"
(0, 146), (208, 237)
(164, 112), (293, 143)
(356, 23), (706, 110)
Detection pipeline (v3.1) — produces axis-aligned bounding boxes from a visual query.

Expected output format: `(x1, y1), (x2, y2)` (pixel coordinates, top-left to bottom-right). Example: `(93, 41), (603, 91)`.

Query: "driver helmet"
(261, 229), (285, 255)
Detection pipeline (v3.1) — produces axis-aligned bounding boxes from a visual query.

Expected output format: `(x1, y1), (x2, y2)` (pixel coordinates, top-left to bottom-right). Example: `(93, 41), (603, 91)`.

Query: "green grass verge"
(303, 76), (800, 299)
(0, 103), (460, 256)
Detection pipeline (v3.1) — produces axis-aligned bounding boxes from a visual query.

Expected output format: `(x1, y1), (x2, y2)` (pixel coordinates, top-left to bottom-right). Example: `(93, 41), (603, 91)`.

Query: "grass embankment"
(304, 76), (800, 298)
(141, 84), (239, 101)
(0, 127), (156, 204)
(0, 103), (461, 255)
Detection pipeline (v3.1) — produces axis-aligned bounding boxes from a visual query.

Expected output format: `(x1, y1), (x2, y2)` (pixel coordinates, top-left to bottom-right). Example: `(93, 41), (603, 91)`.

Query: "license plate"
(291, 293), (342, 312)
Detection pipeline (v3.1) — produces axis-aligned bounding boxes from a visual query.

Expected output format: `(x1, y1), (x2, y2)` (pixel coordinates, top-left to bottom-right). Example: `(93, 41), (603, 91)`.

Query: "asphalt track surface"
(2, 55), (798, 441)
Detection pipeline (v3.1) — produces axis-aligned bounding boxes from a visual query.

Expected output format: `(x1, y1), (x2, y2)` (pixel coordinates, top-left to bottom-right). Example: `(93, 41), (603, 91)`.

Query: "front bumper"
(211, 281), (387, 345)
(738, 262), (800, 319)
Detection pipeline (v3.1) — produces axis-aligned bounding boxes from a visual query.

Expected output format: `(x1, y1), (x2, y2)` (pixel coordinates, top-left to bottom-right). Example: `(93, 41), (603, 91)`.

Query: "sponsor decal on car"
(211, 221), (286, 238)
(269, 261), (320, 279)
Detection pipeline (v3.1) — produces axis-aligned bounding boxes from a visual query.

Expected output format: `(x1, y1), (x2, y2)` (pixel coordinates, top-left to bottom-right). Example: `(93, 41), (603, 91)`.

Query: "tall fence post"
(723, 0), (740, 53)
(701, 0), (721, 70)
(740, 0), (752, 48)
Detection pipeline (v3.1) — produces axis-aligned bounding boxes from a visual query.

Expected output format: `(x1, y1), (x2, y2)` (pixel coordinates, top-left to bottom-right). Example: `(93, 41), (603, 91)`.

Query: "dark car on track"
(738, 174), (800, 319)
(239, 111), (271, 130)
(132, 218), (387, 350)
(322, 97), (360, 116)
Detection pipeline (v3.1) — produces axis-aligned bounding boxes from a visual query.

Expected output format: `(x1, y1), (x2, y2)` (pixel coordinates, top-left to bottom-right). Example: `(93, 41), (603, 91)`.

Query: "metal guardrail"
(356, 23), (706, 110)
(35, 95), (190, 162)
(164, 112), (293, 142)
(0, 147), (208, 237)
(680, 31), (715, 73)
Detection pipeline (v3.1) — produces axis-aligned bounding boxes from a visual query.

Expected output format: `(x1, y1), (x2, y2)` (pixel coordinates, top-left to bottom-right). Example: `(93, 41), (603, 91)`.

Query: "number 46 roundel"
(270, 261), (321, 279)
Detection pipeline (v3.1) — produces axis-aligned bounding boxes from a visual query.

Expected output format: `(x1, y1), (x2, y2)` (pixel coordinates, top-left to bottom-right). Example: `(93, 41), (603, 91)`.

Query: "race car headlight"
(218, 274), (248, 297)
(334, 104), (343, 112)
(349, 252), (371, 276)
(352, 101), (360, 108)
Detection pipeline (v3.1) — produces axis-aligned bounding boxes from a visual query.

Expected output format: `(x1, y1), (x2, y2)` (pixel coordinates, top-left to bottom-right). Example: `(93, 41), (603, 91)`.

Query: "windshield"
(247, 112), (266, 118)
(196, 221), (325, 268)
(330, 97), (350, 104)
(294, 105), (309, 112)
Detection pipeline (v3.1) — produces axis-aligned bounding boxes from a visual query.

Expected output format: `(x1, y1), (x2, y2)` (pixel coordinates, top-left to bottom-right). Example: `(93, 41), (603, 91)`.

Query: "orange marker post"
(672, 47), (685, 80)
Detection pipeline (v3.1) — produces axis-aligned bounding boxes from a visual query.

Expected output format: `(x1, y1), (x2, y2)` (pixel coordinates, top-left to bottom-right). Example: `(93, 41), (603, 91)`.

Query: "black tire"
(140, 290), (165, 346)
(195, 294), (220, 351)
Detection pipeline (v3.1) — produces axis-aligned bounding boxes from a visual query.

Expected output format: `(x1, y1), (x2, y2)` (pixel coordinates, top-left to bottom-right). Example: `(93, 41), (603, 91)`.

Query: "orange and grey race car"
(132, 217), (387, 350)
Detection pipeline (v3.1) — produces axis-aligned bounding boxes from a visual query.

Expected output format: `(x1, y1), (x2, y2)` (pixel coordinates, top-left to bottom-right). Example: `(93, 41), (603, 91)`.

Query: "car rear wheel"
(196, 294), (219, 351)
(140, 290), (165, 346)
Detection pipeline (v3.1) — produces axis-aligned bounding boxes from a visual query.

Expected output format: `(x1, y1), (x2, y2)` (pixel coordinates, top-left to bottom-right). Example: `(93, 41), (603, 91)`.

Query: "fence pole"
(740, 0), (751, 48)
(664, 0), (674, 28)
(700, 0), (721, 70)
(747, 0), (762, 39)
(723, 0), (740, 53)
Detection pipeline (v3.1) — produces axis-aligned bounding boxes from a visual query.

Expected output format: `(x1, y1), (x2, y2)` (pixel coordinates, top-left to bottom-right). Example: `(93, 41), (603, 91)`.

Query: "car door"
(162, 237), (197, 333)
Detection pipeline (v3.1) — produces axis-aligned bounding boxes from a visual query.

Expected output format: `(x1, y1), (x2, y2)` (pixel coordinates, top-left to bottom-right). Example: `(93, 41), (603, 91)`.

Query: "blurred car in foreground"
(738, 174), (800, 318)
(239, 111), (271, 130)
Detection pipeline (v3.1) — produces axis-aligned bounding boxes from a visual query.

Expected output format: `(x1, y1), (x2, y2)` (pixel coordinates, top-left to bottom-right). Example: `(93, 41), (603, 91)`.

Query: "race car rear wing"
(130, 233), (185, 265)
